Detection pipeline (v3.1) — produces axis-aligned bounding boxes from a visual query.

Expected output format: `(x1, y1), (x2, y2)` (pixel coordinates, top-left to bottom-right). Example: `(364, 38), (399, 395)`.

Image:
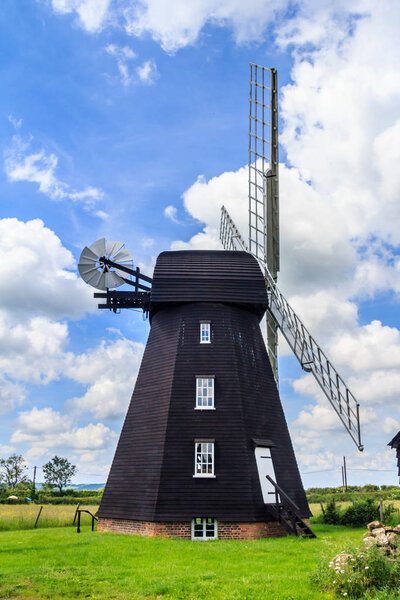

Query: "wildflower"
(343, 594), (348, 597)
(340, 569), (345, 573)
(333, 581), (336, 584)
(365, 566), (369, 570)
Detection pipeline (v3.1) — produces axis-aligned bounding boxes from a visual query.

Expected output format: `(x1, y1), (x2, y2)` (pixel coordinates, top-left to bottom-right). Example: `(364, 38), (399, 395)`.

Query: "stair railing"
(266, 475), (302, 536)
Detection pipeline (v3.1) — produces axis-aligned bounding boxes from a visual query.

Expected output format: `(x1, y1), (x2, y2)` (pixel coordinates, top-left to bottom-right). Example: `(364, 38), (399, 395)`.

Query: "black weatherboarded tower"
(96, 250), (311, 539)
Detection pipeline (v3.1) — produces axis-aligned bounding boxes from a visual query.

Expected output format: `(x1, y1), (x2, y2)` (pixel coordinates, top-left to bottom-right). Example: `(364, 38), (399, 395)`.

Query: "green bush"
(340, 498), (394, 528)
(314, 498), (397, 528)
(323, 499), (341, 525)
(311, 545), (400, 598)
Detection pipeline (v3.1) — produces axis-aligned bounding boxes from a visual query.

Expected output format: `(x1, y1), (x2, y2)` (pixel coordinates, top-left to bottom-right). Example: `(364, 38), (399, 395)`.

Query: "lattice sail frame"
(248, 64), (280, 379)
(219, 207), (363, 451)
(249, 64), (279, 278)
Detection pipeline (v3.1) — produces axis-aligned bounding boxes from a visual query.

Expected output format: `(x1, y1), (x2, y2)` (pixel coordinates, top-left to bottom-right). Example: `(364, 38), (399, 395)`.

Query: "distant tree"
(0, 454), (27, 488)
(42, 456), (77, 493)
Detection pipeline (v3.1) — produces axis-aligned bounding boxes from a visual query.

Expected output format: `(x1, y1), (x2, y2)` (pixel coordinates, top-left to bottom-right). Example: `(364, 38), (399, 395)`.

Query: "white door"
(254, 447), (276, 503)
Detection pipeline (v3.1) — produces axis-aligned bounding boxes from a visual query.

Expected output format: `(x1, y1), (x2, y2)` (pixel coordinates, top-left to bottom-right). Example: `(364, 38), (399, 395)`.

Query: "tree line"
(0, 453), (77, 496)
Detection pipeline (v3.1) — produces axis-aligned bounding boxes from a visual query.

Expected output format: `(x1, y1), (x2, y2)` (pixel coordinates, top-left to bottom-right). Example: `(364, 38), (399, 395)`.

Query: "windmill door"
(254, 447), (276, 503)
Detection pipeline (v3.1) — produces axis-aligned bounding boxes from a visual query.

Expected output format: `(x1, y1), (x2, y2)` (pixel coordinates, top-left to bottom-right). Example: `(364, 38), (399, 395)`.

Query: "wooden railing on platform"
(266, 475), (316, 538)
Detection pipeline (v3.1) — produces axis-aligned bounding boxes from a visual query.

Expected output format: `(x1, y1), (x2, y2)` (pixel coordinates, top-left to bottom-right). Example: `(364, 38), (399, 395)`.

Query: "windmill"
(77, 63), (363, 541)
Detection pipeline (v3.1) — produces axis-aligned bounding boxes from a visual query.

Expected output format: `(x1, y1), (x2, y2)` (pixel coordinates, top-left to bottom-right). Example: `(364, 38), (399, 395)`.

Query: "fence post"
(73, 503), (80, 525)
(352, 499), (356, 507)
(319, 501), (325, 515)
(77, 510), (81, 533)
(34, 506), (43, 529)
(379, 499), (384, 523)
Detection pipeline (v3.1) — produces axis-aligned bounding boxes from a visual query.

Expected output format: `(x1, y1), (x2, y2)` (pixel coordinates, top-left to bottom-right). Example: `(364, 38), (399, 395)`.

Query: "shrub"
(315, 498), (397, 528)
(311, 545), (400, 598)
(322, 500), (341, 525)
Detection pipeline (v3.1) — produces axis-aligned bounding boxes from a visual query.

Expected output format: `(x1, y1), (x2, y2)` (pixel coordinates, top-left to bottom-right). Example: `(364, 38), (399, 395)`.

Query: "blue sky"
(1, 0), (400, 489)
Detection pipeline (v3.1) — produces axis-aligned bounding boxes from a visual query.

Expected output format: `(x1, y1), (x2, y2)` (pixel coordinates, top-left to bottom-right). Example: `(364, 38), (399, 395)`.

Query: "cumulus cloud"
(65, 338), (145, 419)
(50, 0), (111, 32)
(0, 218), (96, 412)
(0, 218), (95, 320)
(0, 316), (68, 385)
(124, 0), (287, 53)
(4, 135), (103, 209)
(12, 406), (117, 450)
(0, 376), (25, 416)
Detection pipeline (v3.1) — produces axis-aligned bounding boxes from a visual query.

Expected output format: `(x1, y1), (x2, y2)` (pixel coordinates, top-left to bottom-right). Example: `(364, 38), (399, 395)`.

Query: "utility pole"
(343, 456), (348, 492)
(32, 466), (37, 491)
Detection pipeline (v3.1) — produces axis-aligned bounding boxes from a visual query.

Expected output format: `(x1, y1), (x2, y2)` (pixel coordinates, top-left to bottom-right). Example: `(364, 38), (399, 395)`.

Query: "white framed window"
(191, 518), (218, 540)
(200, 322), (211, 343)
(196, 376), (214, 409)
(193, 441), (215, 477)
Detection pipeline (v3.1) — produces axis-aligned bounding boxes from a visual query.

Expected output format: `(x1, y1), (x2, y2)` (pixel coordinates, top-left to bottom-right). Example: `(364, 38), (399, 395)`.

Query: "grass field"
(0, 504), (99, 531)
(0, 524), (364, 600)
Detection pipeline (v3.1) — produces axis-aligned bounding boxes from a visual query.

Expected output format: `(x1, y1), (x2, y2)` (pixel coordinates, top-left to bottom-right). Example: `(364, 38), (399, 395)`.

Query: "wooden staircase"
(266, 475), (316, 539)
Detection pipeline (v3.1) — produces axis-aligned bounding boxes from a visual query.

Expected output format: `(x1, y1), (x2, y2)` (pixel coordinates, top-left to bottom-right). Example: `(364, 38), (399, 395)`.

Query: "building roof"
(388, 431), (400, 448)
(150, 250), (268, 320)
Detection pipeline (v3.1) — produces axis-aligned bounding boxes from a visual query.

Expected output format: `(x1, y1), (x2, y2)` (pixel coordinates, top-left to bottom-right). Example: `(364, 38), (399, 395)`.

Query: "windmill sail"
(248, 64), (280, 380)
(219, 206), (363, 451)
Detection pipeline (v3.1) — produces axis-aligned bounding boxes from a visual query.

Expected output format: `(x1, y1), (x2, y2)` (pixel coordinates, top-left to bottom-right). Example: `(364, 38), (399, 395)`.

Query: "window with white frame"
(194, 441), (215, 476)
(196, 377), (214, 409)
(200, 322), (211, 344)
(191, 517), (217, 540)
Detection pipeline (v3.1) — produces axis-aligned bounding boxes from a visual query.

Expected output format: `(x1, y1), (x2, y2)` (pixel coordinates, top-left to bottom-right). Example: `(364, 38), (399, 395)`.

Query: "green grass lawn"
(0, 524), (364, 600)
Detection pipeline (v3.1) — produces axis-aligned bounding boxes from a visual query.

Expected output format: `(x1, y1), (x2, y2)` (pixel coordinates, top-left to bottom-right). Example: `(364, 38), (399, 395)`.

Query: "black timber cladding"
(98, 250), (311, 523)
(150, 250), (268, 320)
(388, 431), (400, 482)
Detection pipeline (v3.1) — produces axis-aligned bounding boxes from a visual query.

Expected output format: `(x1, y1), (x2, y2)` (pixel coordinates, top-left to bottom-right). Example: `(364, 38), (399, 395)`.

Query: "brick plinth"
(98, 518), (287, 539)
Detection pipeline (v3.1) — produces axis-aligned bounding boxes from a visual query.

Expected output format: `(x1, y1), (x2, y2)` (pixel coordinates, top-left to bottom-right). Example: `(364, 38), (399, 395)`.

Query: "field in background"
(0, 524), (363, 600)
(2, 500), (400, 533)
(0, 504), (99, 531)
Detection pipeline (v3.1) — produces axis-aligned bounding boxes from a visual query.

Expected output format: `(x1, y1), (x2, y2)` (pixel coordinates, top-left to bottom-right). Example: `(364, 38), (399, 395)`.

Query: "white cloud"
(65, 338), (145, 419)
(0, 316), (68, 385)
(383, 417), (400, 436)
(329, 321), (400, 372)
(136, 59), (158, 84)
(124, 0), (287, 53)
(0, 376), (25, 416)
(164, 205), (181, 224)
(105, 43), (137, 85)
(12, 406), (117, 450)
(50, 0), (111, 32)
(4, 135), (103, 209)
(0, 218), (95, 321)
(0, 218), (96, 406)
(8, 115), (22, 130)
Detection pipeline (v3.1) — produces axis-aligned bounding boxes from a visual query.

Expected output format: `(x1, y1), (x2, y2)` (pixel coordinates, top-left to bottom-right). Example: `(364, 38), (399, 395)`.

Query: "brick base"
(97, 518), (287, 539)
